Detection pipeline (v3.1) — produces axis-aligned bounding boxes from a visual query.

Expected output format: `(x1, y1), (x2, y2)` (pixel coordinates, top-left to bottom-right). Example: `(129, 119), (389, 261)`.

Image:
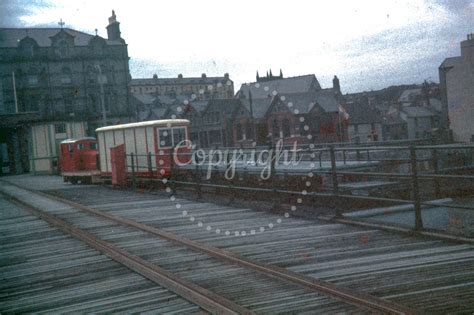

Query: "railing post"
(147, 152), (152, 176)
(147, 152), (153, 186)
(432, 149), (441, 198)
(195, 163), (202, 199)
(169, 148), (176, 196)
(329, 145), (341, 217)
(410, 146), (423, 230)
(131, 152), (136, 189)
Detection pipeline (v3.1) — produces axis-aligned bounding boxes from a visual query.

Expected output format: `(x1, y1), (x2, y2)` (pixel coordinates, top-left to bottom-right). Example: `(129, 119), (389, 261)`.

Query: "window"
(272, 119), (280, 138)
(64, 96), (73, 113)
(55, 123), (66, 134)
(56, 40), (69, 58)
(159, 129), (172, 147)
(245, 123), (252, 140)
(236, 123), (243, 140)
(67, 144), (74, 153)
(77, 143), (85, 150)
(61, 67), (72, 84)
(90, 143), (97, 150)
(173, 128), (186, 145)
(209, 130), (221, 144)
(27, 75), (38, 86)
(282, 119), (291, 138)
(158, 127), (186, 148)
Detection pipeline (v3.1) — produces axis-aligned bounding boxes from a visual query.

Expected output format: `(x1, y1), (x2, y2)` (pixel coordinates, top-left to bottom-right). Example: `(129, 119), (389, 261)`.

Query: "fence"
(125, 142), (474, 232)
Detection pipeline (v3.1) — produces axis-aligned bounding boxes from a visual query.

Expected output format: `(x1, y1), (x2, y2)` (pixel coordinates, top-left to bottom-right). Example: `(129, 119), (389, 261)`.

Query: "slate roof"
(131, 93), (156, 105)
(343, 102), (382, 125)
(203, 99), (243, 116)
(402, 106), (435, 117)
(188, 100), (209, 113)
(238, 75), (321, 99)
(130, 76), (232, 86)
(440, 56), (461, 69)
(241, 97), (275, 119)
(0, 28), (122, 48)
(281, 90), (339, 114)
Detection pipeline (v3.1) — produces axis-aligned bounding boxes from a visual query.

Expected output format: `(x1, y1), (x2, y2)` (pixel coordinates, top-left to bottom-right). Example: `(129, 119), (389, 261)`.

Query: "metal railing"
(125, 142), (474, 232)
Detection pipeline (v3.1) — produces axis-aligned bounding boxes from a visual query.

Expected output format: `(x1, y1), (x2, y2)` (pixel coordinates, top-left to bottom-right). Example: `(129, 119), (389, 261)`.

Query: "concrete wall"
(446, 42), (474, 142)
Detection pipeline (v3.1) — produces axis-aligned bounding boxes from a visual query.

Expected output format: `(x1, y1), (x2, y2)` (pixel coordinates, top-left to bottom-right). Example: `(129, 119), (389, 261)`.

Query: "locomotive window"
(90, 143), (97, 150)
(68, 144), (74, 153)
(173, 128), (186, 146)
(159, 129), (172, 147)
(77, 143), (85, 150)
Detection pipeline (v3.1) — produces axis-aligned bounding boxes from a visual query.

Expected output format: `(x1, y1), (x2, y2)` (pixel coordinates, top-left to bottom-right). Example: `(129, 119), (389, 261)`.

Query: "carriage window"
(68, 144), (74, 153)
(77, 143), (85, 150)
(90, 143), (97, 150)
(172, 128), (186, 146)
(159, 129), (172, 147)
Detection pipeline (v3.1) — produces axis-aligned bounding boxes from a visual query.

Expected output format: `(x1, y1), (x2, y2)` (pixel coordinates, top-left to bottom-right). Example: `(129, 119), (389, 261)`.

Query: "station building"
(0, 11), (132, 175)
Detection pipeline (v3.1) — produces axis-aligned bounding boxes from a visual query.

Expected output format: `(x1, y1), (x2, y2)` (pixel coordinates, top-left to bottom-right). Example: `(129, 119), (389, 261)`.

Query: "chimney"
(201, 73), (206, 78)
(332, 75), (341, 93)
(106, 10), (121, 41)
(461, 33), (474, 58)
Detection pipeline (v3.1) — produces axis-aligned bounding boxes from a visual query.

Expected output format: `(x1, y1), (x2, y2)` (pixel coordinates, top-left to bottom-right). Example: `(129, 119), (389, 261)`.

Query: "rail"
(4, 184), (415, 314)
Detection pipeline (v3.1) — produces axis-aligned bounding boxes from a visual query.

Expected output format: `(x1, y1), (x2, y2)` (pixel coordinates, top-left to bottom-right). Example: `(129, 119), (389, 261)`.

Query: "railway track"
(1, 181), (415, 314)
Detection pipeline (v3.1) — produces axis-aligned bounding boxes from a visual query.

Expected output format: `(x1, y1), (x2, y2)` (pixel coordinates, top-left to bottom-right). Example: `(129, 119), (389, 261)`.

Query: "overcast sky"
(1, 0), (473, 93)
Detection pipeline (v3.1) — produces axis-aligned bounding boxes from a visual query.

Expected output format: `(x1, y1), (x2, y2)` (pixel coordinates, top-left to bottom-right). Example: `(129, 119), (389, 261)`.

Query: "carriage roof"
(95, 119), (189, 133)
(60, 137), (97, 144)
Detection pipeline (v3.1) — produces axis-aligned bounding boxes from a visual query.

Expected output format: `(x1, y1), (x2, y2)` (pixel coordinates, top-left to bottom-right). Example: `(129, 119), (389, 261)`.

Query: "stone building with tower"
(0, 11), (132, 175)
(439, 33), (474, 142)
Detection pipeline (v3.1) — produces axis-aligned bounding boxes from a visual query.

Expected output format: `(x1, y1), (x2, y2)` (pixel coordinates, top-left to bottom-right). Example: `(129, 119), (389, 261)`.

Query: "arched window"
(18, 37), (38, 58)
(282, 118), (291, 138)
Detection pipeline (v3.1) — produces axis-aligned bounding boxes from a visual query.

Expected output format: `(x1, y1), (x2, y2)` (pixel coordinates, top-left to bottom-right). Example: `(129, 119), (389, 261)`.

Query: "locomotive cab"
(60, 137), (100, 184)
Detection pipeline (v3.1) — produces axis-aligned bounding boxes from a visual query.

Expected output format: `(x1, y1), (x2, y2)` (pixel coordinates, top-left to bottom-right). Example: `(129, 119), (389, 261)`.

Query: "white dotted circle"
(160, 86), (309, 237)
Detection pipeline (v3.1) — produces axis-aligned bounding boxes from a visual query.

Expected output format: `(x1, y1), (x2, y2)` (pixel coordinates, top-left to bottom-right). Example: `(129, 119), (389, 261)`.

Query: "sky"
(1, 0), (473, 93)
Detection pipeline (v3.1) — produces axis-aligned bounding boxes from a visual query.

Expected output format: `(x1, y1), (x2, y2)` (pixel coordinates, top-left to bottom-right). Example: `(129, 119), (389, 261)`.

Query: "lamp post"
(95, 65), (107, 126)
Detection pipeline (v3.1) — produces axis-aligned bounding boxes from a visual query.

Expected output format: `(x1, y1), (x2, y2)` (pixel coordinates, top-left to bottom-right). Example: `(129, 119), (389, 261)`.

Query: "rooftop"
(0, 28), (123, 48)
(238, 74), (321, 99)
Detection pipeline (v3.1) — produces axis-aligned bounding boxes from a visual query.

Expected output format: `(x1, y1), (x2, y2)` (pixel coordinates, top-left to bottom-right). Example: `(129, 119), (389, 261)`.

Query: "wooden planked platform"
(0, 195), (203, 314)
(2, 174), (474, 313)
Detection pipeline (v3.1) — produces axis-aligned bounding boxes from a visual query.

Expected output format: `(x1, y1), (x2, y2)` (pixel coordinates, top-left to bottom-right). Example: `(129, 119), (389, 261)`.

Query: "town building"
(399, 106), (437, 139)
(0, 11), (132, 175)
(237, 72), (344, 146)
(130, 73), (234, 100)
(342, 102), (383, 143)
(439, 33), (474, 142)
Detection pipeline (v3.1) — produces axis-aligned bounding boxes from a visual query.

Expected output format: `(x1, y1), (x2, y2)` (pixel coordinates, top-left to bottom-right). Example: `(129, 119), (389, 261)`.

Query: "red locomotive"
(60, 137), (100, 184)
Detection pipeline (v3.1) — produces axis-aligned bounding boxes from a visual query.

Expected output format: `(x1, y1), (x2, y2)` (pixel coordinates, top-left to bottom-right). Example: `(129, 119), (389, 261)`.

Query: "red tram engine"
(60, 137), (100, 184)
